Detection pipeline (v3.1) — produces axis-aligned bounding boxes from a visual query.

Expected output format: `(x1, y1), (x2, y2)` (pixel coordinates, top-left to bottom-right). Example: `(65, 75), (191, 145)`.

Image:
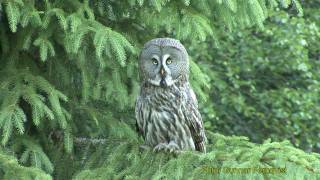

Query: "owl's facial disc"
(145, 53), (176, 88)
(140, 44), (187, 87)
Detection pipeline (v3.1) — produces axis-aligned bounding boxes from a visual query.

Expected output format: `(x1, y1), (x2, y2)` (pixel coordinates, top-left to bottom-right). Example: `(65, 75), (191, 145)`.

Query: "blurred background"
(195, 1), (320, 153)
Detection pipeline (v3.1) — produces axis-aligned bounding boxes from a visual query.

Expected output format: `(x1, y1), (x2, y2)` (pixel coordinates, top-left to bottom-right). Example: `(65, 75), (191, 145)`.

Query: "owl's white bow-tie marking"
(135, 38), (206, 154)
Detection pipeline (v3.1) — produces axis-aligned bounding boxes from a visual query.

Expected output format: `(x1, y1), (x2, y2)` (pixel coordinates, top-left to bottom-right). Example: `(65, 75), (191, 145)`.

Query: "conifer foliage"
(0, 0), (319, 179)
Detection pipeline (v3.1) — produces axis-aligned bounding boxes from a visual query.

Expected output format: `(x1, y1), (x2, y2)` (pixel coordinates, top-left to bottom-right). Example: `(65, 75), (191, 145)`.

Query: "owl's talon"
(153, 143), (167, 152)
(165, 141), (180, 154)
(139, 144), (150, 152)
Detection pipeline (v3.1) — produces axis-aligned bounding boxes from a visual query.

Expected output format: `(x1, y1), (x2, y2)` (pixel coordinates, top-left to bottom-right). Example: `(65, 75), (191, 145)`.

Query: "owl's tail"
(194, 128), (207, 153)
(195, 140), (206, 153)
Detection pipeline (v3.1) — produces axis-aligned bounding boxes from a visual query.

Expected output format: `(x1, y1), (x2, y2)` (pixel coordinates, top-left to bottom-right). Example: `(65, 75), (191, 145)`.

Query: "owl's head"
(139, 38), (189, 88)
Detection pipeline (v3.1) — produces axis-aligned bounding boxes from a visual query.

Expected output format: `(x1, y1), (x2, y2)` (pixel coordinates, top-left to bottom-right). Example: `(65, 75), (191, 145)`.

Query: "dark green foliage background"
(198, 8), (320, 152)
(0, 0), (319, 179)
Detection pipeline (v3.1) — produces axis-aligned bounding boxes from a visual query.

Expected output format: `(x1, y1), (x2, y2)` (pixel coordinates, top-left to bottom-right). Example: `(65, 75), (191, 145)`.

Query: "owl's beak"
(160, 67), (165, 77)
(159, 67), (167, 88)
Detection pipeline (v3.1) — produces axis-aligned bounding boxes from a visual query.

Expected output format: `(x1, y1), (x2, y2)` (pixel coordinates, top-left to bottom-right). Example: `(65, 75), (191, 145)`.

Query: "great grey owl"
(135, 38), (206, 153)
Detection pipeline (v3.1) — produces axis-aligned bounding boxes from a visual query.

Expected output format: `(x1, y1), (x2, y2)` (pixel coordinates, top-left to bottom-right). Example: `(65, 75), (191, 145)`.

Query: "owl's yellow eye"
(166, 58), (172, 65)
(152, 58), (158, 65)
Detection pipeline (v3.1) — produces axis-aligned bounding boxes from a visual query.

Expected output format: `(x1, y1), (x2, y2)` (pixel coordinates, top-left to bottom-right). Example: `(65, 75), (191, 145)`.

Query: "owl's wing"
(135, 96), (145, 139)
(184, 88), (207, 153)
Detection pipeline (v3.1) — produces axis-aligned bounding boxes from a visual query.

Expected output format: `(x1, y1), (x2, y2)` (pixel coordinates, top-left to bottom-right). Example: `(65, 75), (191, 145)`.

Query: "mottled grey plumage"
(135, 38), (206, 153)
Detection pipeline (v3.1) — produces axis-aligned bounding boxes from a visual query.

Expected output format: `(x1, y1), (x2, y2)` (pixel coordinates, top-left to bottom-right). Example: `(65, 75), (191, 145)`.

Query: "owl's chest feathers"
(138, 83), (194, 148)
(142, 84), (187, 112)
